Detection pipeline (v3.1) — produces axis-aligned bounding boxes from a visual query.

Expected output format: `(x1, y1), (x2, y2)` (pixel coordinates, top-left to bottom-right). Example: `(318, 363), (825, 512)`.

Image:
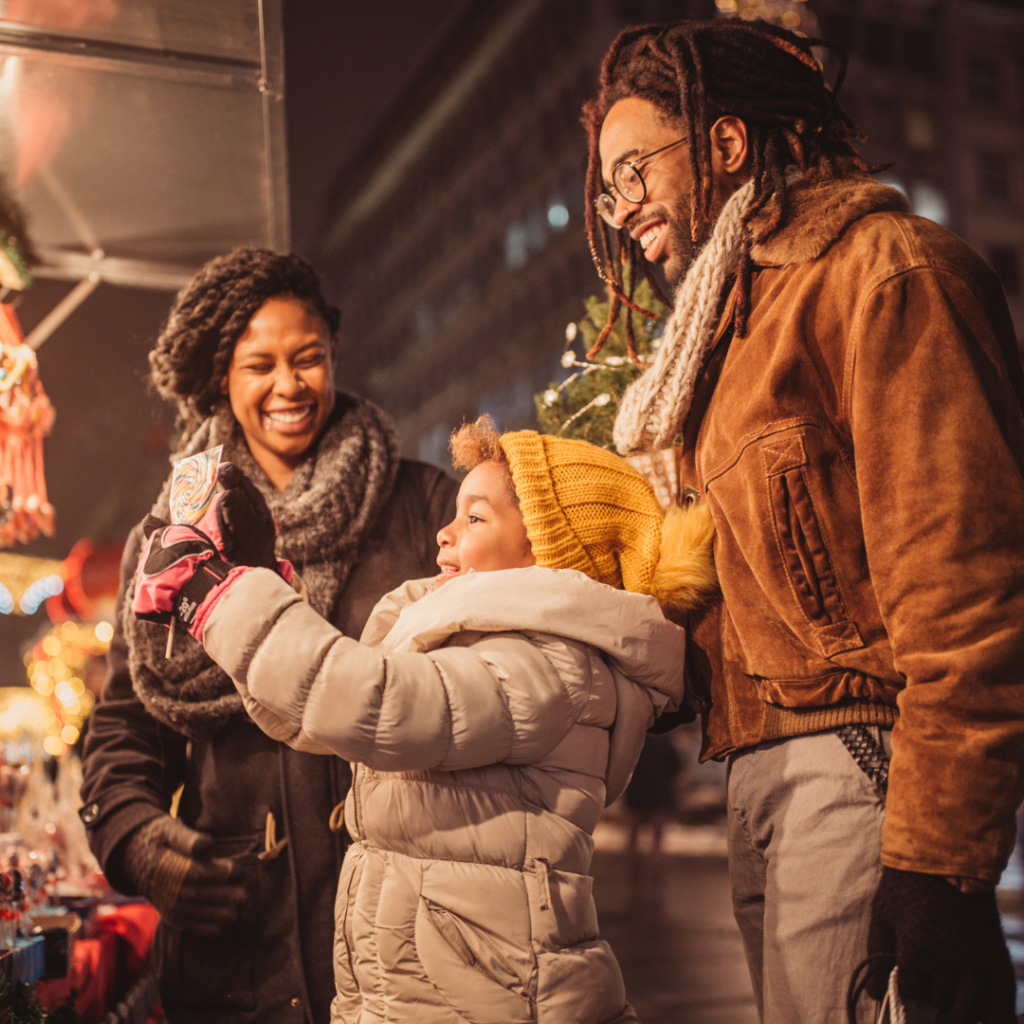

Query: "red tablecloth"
(36, 903), (161, 1023)
(95, 902), (160, 975)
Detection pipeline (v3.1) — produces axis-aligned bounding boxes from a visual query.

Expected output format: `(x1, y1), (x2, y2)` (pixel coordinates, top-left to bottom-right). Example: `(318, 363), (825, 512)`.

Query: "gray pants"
(727, 728), (891, 1024)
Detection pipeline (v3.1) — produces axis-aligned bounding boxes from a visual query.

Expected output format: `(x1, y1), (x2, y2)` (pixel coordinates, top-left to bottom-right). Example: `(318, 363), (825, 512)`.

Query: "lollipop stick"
(165, 617), (176, 659)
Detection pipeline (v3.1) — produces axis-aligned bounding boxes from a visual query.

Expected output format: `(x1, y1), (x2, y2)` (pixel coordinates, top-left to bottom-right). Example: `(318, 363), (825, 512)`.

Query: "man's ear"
(709, 116), (750, 179)
(219, 375), (229, 396)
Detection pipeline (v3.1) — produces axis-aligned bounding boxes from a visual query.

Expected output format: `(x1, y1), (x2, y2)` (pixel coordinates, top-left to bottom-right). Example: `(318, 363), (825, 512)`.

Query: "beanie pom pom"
(649, 501), (718, 613)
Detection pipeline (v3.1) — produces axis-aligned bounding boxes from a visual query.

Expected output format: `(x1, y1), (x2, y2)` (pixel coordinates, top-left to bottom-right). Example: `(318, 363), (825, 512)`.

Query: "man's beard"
(661, 194), (698, 289)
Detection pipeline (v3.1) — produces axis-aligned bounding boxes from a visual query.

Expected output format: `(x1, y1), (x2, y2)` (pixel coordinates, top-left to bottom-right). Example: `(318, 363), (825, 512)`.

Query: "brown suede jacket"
(679, 172), (1024, 884)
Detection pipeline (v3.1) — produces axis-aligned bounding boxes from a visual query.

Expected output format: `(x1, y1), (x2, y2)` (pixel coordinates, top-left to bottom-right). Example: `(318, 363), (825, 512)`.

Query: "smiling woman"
(78, 247), (458, 1024)
(222, 297), (338, 490)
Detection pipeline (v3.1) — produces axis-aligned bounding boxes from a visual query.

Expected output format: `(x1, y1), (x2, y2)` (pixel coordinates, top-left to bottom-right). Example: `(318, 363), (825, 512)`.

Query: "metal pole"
(25, 273), (101, 350)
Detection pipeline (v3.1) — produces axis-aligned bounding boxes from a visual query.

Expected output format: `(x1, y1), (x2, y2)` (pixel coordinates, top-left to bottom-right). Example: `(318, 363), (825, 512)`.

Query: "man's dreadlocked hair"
(149, 246), (340, 441)
(583, 17), (867, 355)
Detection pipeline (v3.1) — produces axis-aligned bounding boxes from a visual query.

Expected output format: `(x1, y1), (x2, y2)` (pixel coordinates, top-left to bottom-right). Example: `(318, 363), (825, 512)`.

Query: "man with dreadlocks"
(586, 16), (1023, 1024)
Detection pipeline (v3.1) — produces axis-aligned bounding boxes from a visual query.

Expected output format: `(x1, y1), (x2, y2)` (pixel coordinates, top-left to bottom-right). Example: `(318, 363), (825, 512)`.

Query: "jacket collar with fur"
(749, 170), (910, 269)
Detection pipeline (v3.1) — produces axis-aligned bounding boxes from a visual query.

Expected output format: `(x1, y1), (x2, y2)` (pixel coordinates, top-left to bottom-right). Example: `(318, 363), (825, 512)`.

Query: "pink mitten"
(132, 515), (252, 641)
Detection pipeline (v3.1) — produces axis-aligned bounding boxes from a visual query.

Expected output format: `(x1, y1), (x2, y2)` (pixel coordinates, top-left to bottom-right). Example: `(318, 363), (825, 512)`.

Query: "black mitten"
(866, 866), (1016, 1024)
(120, 815), (249, 937)
(215, 463), (278, 570)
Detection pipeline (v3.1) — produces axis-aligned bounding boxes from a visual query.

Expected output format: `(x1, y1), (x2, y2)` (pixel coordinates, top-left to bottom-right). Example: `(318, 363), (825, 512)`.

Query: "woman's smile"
(263, 403), (317, 434)
(223, 297), (337, 490)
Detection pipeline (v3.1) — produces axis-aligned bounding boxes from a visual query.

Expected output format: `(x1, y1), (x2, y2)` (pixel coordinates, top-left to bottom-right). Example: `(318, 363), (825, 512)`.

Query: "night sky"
(284, 1), (469, 257)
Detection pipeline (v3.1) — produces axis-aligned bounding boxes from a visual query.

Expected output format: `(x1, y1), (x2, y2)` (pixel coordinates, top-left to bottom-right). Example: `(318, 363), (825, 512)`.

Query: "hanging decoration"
(534, 279), (679, 510)
(0, 305), (55, 547)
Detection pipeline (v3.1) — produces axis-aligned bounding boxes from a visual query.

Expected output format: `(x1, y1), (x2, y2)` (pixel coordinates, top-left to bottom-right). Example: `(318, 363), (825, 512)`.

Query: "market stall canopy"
(0, 0), (287, 300)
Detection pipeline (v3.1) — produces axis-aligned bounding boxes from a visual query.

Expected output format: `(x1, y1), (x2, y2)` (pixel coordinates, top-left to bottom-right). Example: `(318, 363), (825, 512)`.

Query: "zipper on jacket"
(350, 762), (362, 839)
(533, 858), (552, 911)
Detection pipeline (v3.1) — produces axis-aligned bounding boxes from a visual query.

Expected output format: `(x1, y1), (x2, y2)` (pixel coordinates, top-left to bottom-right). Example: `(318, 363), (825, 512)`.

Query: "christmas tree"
(534, 279), (681, 511)
(534, 278), (666, 448)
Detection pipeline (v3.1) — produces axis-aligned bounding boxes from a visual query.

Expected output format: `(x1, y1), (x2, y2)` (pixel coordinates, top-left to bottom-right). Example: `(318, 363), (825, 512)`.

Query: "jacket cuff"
(80, 796), (165, 894)
(879, 848), (1001, 888)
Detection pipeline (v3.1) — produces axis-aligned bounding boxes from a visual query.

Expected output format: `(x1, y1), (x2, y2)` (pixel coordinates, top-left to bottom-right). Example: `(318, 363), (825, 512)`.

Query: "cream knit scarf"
(614, 179), (755, 455)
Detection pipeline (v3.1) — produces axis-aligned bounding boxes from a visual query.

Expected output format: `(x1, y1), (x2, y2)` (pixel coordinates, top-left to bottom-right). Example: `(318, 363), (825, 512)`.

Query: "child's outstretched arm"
(199, 568), (577, 772)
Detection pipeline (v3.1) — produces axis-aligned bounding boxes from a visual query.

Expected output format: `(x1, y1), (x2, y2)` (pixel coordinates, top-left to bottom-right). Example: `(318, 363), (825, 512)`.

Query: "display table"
(2, 933), (46, 984)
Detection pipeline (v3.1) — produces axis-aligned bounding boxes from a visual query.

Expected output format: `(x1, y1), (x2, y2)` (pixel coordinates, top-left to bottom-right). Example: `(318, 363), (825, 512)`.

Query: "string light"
(14, 620), (113, 756)
(0, 552), (63, 615)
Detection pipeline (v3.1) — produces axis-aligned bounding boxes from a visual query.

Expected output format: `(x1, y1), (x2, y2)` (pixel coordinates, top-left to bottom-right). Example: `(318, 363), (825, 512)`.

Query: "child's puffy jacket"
(201, 564), (687, 1024)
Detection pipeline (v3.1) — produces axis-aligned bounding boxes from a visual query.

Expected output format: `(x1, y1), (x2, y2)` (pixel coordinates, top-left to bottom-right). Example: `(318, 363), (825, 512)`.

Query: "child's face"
(436, 460), (535, 586)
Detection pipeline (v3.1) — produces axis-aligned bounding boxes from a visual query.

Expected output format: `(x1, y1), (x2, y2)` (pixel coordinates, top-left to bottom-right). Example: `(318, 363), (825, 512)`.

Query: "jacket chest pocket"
(760, 433), (864, 660)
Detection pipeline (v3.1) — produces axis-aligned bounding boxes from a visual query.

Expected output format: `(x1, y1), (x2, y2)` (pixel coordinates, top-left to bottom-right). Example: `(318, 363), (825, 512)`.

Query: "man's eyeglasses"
(594, 138), (686, 229)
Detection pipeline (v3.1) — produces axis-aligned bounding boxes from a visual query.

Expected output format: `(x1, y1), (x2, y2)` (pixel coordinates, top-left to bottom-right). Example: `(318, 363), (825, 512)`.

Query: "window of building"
(861, 20), (893, 69)
(506, 223), (529, 269)
(902, 26), (936, 78)
(870, 96), (902, 149)
(991, 247), (1021, 296)
(415, 305), (437, 344)
(910, 181), (949, 226)
(967, 58), (1002, 107)
(904, 109), (935, 152)
(547, 202), (569, 229)
(978, 153), (1011, 202)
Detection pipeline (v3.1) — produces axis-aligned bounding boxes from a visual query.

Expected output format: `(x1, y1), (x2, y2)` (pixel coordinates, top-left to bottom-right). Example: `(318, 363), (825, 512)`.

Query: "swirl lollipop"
(169, 445), (223, 525)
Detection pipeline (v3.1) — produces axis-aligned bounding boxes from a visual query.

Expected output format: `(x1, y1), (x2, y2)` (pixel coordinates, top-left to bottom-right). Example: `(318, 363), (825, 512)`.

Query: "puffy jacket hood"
(376, 565), (686, 713)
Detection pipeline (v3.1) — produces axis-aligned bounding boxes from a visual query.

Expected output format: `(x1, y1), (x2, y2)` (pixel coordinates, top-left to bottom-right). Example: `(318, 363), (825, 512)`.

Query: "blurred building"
(814, 0), (1024, 349)
(311, 0), (714, 465)
(312, 0), (1024, 464)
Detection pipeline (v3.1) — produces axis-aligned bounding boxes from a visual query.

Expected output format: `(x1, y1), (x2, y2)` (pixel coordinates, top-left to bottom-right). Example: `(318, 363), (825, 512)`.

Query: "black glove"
(214, 462), (278, 571)
(866, 866), (1016, 1024)
(120, 815), (249, 937)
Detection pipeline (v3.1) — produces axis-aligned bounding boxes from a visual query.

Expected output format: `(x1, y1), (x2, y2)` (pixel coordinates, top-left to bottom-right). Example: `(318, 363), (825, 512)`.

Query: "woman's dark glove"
(866, 865), (1016, 1023)
(214, 462), (278, 570)
(120, 815), (248, 937)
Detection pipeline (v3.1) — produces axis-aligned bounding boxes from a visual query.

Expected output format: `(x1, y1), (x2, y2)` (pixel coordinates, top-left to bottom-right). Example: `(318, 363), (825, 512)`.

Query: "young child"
(131, 418), (717, 1024)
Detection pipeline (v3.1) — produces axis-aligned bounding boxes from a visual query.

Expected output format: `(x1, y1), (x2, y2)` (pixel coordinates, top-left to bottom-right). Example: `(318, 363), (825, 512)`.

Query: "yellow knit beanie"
(499, 431), (665, 594)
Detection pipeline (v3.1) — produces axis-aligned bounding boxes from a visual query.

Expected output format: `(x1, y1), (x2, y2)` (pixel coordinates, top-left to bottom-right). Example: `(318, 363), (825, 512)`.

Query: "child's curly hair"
(449, 416), (519, 507)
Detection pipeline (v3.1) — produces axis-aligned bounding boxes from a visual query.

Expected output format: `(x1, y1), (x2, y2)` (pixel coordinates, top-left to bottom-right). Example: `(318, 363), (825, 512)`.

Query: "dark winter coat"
(80, 441), (456, 1024)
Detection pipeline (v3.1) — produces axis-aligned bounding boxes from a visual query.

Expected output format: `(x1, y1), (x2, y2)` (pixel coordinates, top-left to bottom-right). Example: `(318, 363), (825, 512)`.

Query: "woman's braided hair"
(149, 246), (340, 441)
(582, 17), (866, 353)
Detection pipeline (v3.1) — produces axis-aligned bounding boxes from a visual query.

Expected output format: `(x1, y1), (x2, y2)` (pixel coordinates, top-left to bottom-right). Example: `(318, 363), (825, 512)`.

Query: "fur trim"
(124, 392), (400, 740)
(648, 502), (718, 614)
(750, 173), (910, 268)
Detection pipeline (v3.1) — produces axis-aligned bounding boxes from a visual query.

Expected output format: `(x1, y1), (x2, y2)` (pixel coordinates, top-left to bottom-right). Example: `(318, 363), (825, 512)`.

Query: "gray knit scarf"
(122, 391), (399, 740)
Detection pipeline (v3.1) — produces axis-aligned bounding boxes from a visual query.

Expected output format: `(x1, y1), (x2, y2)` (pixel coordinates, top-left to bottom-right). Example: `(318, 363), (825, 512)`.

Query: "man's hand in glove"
(867, 865), (1016, 1024)
(120, 816), (248, 937)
